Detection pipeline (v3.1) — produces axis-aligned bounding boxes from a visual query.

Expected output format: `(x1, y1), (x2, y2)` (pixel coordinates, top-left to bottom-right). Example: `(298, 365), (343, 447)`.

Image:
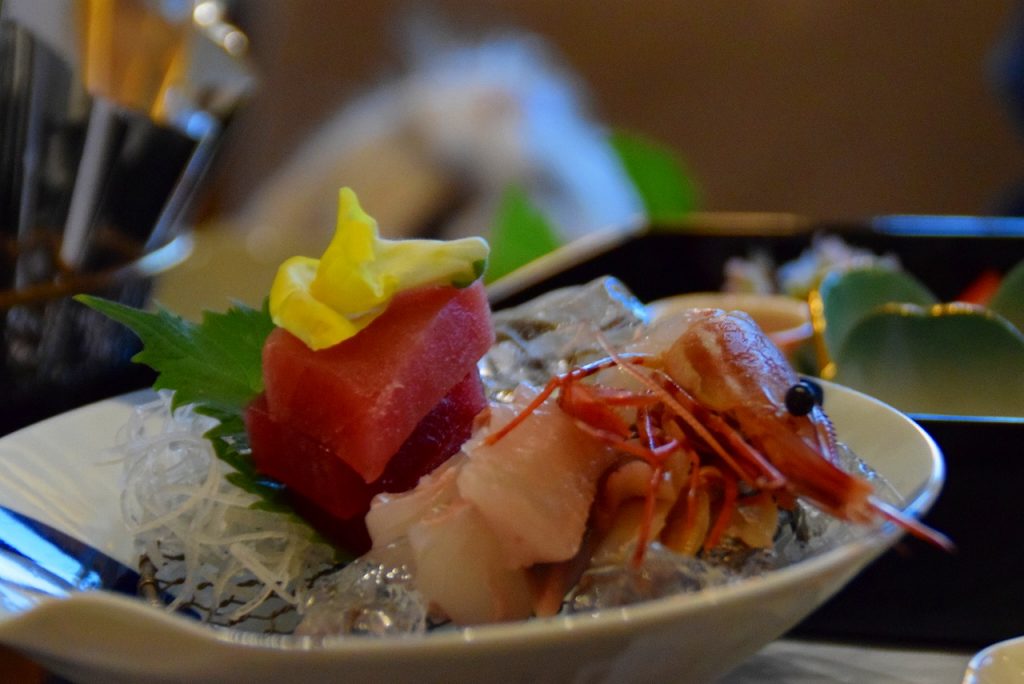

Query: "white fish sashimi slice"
(408, 499), (533, 625)
(457, 386), (617, 569)
(366, 385), (620, 624)
(365, 449), (534, 625)
(365, 454), (464, 548)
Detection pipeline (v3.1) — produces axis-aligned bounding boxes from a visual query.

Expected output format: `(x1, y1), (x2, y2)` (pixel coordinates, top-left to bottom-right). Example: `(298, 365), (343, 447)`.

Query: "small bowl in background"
(963, 635), (1024, 684)
(647, 291), (813, 363)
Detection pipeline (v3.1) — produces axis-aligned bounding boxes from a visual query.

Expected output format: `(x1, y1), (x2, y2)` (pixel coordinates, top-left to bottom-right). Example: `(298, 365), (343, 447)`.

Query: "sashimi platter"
(3, 188), (946, 682)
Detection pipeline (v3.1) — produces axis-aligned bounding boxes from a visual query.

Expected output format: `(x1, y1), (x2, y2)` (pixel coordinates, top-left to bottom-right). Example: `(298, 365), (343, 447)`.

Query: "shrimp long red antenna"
(483, 353), (656, 446)
(869, 497), (955, 552)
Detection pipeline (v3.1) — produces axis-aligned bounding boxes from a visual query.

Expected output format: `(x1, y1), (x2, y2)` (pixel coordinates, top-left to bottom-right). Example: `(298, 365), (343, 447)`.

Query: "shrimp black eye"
(802, 378), (824, 405)
(785, 380), (821, 416)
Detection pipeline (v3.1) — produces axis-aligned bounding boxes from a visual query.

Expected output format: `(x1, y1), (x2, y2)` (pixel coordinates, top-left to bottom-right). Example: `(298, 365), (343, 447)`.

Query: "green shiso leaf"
(609, 130), (698, 222)
(74, 295), (274, 413)
(485, 185), (563, 283)
(75, 295), (285, 512)
(202, 409), (292, 513)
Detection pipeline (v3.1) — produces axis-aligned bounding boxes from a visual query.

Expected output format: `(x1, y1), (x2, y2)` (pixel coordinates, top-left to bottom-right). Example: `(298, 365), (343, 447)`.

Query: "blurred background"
(209, 1), (1024, 220)
(4, 0), (1024, 419)
(137, 0), (1024, 319)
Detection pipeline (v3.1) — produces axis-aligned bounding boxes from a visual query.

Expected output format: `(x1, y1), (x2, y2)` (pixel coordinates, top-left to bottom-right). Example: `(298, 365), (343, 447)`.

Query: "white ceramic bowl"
(0, 384), (944, 683)
(647, 292), (814, 361)
(963, 635), (1024, 683)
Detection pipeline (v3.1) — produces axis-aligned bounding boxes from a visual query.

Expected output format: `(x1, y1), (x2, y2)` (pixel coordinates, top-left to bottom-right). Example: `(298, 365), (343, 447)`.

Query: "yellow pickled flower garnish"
(269, 187), (489, 350)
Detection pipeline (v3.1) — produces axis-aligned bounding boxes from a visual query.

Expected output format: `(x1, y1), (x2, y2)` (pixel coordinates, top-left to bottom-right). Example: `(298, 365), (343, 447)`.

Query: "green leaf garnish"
(75, 294), (285, 512)
(485, 185), (563, 283)
(201, 409), (292, 513)
(610, 130), (698, 222)
(74, 295), (274, 413)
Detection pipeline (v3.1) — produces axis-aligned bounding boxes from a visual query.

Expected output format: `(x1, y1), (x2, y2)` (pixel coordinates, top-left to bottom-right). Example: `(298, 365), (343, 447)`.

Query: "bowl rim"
(247, 380), (945, 653)
(18, 380), (940, 658)
(0, 381), (945, 664)
(646, 291), (814, 348)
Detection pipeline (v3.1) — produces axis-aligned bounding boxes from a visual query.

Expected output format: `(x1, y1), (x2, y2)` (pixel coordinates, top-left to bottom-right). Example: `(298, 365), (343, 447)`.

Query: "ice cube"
(480, 277), (648, 395)
(771, 500), (861, 566)
(565, 544), (731, 613)
(295, 558), (427, 638)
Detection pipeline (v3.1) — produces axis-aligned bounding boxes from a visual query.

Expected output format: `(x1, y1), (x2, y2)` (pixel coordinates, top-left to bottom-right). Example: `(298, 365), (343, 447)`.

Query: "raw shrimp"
(487, 307), (951, 565)
(367, 306), (949, 625)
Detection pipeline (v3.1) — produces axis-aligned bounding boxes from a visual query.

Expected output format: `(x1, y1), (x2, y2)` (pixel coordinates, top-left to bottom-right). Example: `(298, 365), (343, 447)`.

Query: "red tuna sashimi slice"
(289, 491), (375, 555)
(262, 281), (493, 483)
(375, 370), (487, 493)
(247, 370), (488, 554)
(247, 395), (372, 521)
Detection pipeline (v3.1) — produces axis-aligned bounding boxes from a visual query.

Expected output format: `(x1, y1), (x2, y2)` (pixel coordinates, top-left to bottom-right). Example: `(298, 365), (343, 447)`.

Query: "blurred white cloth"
(158, 29), (642, 319)
(239, 30), (641, 259)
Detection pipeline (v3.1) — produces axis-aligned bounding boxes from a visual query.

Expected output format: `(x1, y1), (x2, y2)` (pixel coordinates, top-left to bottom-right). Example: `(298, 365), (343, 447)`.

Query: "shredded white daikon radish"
(117, 393), (337, 631)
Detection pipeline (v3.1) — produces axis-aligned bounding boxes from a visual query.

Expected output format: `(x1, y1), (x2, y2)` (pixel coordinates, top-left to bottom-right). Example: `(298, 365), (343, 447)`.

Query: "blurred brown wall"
(208, 1), (1024, 219)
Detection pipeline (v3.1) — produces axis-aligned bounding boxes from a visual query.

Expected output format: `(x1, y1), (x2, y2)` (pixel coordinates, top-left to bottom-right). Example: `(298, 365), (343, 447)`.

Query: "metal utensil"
(0, 0), (254, 434)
